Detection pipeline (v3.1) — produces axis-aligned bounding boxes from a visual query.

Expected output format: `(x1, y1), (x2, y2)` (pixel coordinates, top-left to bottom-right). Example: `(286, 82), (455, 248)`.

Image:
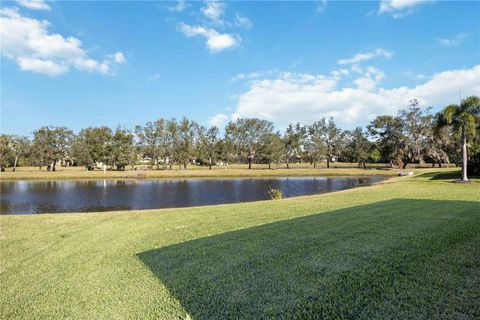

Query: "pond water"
(0, 176), (386, 214)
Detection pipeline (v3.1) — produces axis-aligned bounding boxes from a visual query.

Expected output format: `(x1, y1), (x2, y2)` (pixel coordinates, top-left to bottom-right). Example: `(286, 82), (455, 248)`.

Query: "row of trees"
(1, 96), (479, 180)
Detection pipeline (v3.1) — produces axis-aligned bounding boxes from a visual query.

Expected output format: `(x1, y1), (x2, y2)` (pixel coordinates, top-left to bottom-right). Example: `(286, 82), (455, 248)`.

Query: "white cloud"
(231, 69), (278, 82)
(168, 0), (187, 12)
(208, 113), (229, 127)
(378, 0), (434, 18)
(436, 33), (468, 47)
(178, 23), (238, 53)
(0, 8), (124, 76)
(225, 65), (480, 128)
(338, 48), (393, 65)
(114, 52), (126, 64)
(234, 13), (252, 29)
(17, 56), (66, 76)
(316, 0), (328, 13)
(353, 66), (385, 91)
(177, 1), (249, 52)
(15, 0), (50, 11)
(201, 1), (226, 25)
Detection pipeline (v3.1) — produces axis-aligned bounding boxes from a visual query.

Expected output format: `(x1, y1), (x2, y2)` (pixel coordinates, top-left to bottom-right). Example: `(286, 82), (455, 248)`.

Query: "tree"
(305, 122), (327, 168)
(31, 126), (73, 171)
(436, 96), (480, 181)
(216, 138), (235, 168)
(110, 127), (136, 171)
(135, 119), (167, 169)
(426, 121), (451, 167)
(0, 135), (30, 172)
(368, 115), (404, 167)
(198, 126), (220, 169)
(0, 135), (14, 171)
(313, 117), (344, 168)
(369, 148), (381, 164)
(283, 123), (306, 168)
(397, 100), (433, 168)
(71, 127), (113, 170)
(163, 119), (180, 169)
(177, 117), (197, 169)
(259, 132), (284, 169)
(226, 118), (274, 169)
(346, 127), (371, 169)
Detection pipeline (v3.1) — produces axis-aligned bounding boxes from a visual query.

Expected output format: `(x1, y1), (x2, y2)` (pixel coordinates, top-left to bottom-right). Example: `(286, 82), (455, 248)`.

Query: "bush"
(268, 188), (283, 200)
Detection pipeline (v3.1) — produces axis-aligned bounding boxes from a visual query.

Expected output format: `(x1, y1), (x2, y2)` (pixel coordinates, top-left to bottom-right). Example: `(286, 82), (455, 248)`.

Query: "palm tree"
(437, 96), (480, 181)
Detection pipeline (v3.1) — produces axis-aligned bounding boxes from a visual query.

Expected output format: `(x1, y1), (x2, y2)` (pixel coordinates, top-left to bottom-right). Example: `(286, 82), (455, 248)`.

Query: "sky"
(1, 0), (479, 136)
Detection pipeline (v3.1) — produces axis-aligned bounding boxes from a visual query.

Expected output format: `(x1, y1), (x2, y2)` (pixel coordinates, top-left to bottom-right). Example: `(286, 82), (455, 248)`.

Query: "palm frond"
(441, 104), (459, 125)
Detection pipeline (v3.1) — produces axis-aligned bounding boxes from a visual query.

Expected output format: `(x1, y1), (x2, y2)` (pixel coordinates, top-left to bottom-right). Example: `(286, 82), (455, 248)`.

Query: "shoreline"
(0, 166), (409, 181)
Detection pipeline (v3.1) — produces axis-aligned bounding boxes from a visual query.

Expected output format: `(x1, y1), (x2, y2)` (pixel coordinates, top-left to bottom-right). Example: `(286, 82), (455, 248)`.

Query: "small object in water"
(398, 171), (414, 176)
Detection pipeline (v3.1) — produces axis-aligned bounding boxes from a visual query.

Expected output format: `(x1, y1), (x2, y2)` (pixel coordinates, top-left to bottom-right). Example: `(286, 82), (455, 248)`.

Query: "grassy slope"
(0, 170), (479, 319)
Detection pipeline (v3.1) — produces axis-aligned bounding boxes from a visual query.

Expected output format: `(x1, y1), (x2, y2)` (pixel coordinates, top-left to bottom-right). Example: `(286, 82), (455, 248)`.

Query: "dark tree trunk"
(327, 158), (330, 168)
(248, 157), (252, 170)
(268, 162), (271, 170)
(286, 155), (289, 169)
(1, 166), (5, 172)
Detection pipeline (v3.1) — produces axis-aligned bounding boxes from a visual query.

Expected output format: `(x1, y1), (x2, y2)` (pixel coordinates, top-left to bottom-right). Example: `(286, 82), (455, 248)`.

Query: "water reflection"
(0, 176), (386, 214)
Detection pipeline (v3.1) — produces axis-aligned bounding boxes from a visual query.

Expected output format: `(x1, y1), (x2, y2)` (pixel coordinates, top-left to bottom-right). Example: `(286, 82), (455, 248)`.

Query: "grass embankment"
(0, 164), (399, 180)
(1, 169), (479, 319)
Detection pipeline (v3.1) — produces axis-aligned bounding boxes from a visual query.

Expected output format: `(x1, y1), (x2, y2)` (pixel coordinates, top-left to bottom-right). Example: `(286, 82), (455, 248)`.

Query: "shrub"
(268, 188), (283, 200)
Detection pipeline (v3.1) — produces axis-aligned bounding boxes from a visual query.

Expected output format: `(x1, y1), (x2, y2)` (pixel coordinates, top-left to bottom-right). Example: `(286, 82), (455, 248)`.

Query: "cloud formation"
(225, 65), (480, 128)
(178, 23), (238, 53)
(316, 0), (328, 13)
(0, 8), (124, 76)
(338, 48), (393, 65)
(176, 1), (250, 54)
(201, 1), (226, 25)
(378, 0), (434, 18)
(208, 113), (229, 127)
(436, 33), (468, 47)
(15, 0), (50, 11)
(168, 0), (187, 12)
(234, 13), (252, 29)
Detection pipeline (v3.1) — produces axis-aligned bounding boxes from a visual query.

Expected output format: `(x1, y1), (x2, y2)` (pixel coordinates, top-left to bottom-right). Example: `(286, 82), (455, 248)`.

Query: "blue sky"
(1, 0), (479, 136)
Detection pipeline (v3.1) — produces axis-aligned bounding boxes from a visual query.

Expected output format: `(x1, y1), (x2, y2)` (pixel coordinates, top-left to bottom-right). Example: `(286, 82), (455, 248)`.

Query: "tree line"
(1, 96), (479, 180)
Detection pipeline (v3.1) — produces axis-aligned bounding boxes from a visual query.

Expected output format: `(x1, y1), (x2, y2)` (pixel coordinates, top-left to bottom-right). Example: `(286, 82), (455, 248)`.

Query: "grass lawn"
(0, 162), (427, 180)
(1, 169), (479, 319)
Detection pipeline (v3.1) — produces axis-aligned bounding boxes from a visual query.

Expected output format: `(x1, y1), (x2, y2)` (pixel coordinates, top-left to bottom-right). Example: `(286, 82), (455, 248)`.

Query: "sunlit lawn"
(0, 162), (455, 180)
(1, 169), (479, 319)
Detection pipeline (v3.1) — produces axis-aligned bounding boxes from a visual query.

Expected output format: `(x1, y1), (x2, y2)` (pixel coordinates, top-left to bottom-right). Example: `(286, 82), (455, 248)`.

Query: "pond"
(0, 176), (387, 214)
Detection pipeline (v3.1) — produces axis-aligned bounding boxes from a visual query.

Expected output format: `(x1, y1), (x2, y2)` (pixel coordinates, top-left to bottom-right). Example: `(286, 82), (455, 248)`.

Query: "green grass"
(1, 169), (479, 319)
(0, 162), (445, 180)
